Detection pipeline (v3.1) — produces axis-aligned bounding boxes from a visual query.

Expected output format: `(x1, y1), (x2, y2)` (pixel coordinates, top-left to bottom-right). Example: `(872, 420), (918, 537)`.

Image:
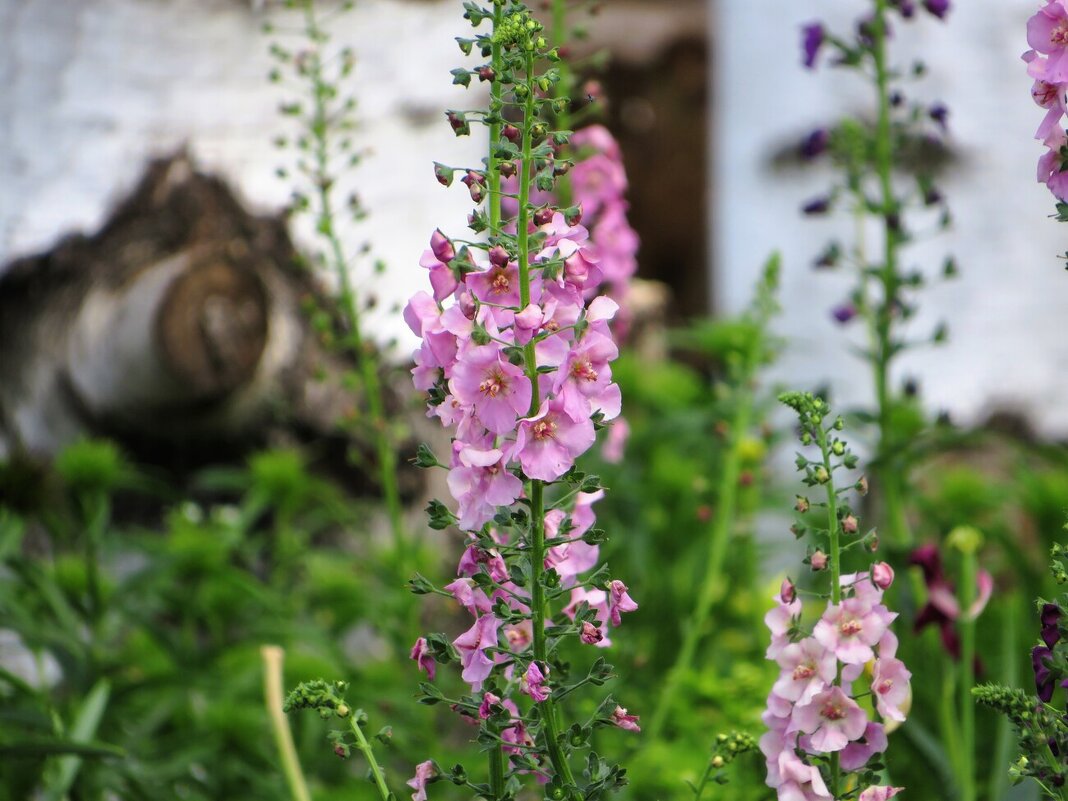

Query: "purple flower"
(410, 637), (436, 680)
(929, 102), (950, 132)
(1042, 603), (1063, 648)
(520, 662), (550, 702)
(800, 128), (830, 160)
(832, 303), (857, 325)
(802, 196), (831, 215)
(801, 22), (825, 69)
(407, 760), (436, 801)
(923, 0), (950, 20)
(610, 706), (641, 732)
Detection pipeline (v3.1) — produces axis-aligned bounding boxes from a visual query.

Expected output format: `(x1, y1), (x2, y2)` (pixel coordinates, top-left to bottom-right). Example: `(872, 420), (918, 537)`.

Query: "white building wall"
(716, 1), (1068, 438)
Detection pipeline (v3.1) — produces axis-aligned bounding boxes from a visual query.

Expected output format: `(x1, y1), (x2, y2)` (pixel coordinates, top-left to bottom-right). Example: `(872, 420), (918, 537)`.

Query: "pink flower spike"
(1027, 1), (1068, 84)
(777, 750), (832, 800)
(610, 705), (641, 732)
(521, 662), (551, 702)
(792, 685), (868, 753)
(410, 637), (436, 681)
(608, 579), (638, 625)
(408, 760), (436, 801)
(858, 787), (904, 801)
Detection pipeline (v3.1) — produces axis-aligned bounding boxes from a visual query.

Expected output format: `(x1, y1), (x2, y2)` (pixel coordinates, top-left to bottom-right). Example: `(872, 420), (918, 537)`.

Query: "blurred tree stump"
(0, 153), (417, 499)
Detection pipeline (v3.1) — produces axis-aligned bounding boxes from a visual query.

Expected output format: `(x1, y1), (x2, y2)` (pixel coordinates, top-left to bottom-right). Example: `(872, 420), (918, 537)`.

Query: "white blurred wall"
(715, 2), (1068, 438)
(0, 0), (483, 348)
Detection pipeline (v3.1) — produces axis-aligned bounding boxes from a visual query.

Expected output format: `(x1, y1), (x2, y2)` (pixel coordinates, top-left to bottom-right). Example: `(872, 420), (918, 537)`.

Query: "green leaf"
(41, 679), (111, 801)
(0, 738), (124, 759)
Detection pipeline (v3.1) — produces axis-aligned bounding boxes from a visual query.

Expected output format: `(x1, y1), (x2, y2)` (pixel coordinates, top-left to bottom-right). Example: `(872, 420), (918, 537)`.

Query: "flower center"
(479, 370), (506, 398)
(793, 662), (816, 681)
(571, 357), (598, 382)
(1036, 81), (1060, 107)
(533, 418), (558, 440)
(877, 678), (893, 695)
(839, 617), (863, 637)
(491, 270), (511, 294)
(1053, 22), (1068, 45)
(821, 702), (846, 721)
(544, 320), (560, 333)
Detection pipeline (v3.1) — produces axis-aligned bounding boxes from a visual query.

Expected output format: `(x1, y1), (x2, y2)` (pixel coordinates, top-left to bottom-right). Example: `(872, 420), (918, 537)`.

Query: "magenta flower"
(407, 760), (436, 801)
(410, 637), (436, 681)
(1027, 1), (1068, 84)
(580, 621), (603, 645)
(610, 705), (641, 732)
(521, 662), (550, 702)
(444, 578), (492, 616)
(1038, 127), (1068, 201)
(910, 543), (993, 660)
(453, 614), (502, 688)
(793, 686), (868, 753)
(513, 399), (596, 481)
(554, 330), (621, 422)
(923, 0), (949, 19)
(813, 598), (893, 665)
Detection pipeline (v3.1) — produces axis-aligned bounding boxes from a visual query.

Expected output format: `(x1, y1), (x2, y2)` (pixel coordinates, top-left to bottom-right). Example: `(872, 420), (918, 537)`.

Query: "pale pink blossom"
(410, 637), (436, 680)
(521, 662), (550, 702)
(453, 614), (502, 688)
(513, 399), (596, 481)
(858, 787), (903, 801)
(813, 598), (894, 665)
(610, 705), (641, 732)
(408, 760), (436, 801)
(872, 655), (912, 722)
(792, 686), (868, 753)
(840, 721), (888, 771)
(772, 638), (836, 705)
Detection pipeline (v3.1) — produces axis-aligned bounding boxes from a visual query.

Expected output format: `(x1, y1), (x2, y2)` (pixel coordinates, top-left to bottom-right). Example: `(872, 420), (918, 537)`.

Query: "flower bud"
(580, 621), (603, 645)
(336, 704), (350, 718)
(794, 496), (810, 513)
(488, 245), (510, 268)
(477, 65), (496, 82)
(872, 561), (895, 590)
(711, 755), (725, 768)
(814, 466), (830, 484)
(856, 476), (869, 495)
(780, 577), (796, 604)
(811, 550), (828, 571)
(499, 160), (516, 178)
(458, 291), (477, 319)
(430, 229), (455, 263)
(502, 124), (521, 143)
(530, 206), (552, 225)
(841, 514), (859, 535)
(565, 204), (583, 225)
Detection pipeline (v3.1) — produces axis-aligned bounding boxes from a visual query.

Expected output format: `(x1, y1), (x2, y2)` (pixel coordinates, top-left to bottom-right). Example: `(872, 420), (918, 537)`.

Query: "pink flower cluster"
(761, 569), (910, 800)
(1025, 0), (1068, 200)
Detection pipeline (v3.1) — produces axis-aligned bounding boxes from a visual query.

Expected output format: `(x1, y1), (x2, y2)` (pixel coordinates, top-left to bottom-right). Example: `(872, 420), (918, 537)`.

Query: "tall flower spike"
(764, 393), (910, 800)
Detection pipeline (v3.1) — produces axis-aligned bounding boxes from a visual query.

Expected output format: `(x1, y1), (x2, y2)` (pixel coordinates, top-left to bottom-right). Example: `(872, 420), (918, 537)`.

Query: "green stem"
(348, 715), (394, 801)
(648, 360), (754, 740)
(692, 761), (715, 801)
(958, 548), (977, 801)
(518, 45), (576, 791)
(551, 0), (573, 208)
(261, 646), (312, 801)
(303, 0), (407, 558)
(487, 10), (506, 799)
(869, 0), (911, 547)
(815, 424), (842, 797)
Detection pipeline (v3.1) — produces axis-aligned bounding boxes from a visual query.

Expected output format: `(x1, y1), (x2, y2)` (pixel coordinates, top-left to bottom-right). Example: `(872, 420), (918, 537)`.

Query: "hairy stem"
(303, 0), (407, 558)
(348, 715), (393, 801)
(518, 45), (576, 791)
(815, 422), (842, 797)
(869, 0), (911, 546)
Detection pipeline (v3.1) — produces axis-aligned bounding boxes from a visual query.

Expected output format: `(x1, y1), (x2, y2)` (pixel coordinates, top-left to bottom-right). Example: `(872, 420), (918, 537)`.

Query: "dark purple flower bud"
(446, 111), (469, 136)
(923, 187), (943, 206)
(434, 163), (454, 187)
(488, 245), (509, 268)
(909, 544), (945, 584)
(1043, 603), (1062, 628)
(533, 206), (554, 226)
(802, 196), (831, 215)
(565, 204), (583, 226)
(800, 128), (830, 160)
(461, 170), (486, 202)
(502, 124), (521, 143)
(832, 303), (857, 324)
(924, 0), (950, 20)
(477, 65), (496, 83)
(891, 0), (916, 18)
(553, 160), (571, 177)
(499, 161), (516, 179)
(430, 229), (455, 263)
(929, 102), (949, 132)
(890, 90), (905, 108)
(801, 22), (824, 69)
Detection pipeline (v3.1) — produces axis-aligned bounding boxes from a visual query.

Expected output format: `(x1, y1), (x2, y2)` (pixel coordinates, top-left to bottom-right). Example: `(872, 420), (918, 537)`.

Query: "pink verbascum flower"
(772, 637), (836, 705)
(813, 597), (894, 665)
(777, 750), (833, 800)
(858, 787), (903, 801)
(520, 662), (550, 702)
(607, 580), (638, 625)
(453, 614), (501, 688)
(1026, 0), (1068, 84)
(408, 760), (436, 801)
(840, 721), (888, 771)
(765, 590), (803, 660)
(446, 446), (523, 531)
(610, 705), (641, 732)
(449, 345), (532, 435)
(410, 637), (436, 680)
(513, 399), (596, 481)
(792, 685), (868, 753)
